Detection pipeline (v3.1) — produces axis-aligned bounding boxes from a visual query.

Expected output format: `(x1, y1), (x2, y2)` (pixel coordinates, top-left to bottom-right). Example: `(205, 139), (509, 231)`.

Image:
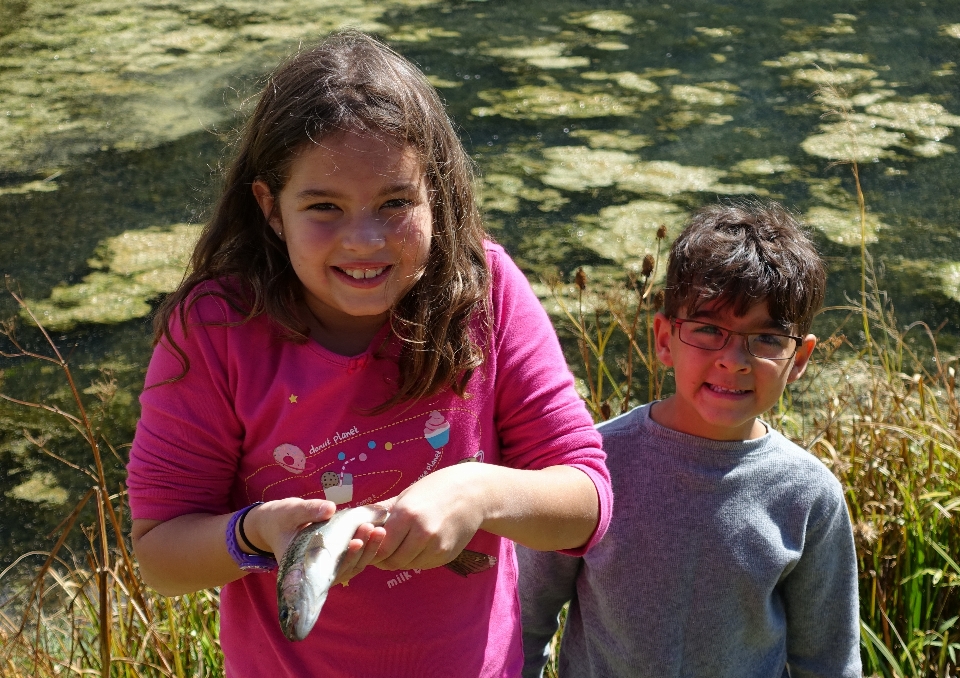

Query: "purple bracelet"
(226, 504), (277, 572)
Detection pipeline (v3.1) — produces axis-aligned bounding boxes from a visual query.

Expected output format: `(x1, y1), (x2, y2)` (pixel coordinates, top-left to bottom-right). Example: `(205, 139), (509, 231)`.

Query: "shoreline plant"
(0, 289), (222, 678)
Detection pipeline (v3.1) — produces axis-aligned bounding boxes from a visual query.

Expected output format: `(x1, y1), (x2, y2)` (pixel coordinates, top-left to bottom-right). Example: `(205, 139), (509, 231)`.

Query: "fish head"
(278, 561), (310, 641)
(278, 545), (336, 641)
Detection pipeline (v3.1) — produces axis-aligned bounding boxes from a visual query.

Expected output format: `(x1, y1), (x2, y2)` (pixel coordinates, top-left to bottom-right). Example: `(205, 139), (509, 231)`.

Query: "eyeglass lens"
(678, 321), (798, 359)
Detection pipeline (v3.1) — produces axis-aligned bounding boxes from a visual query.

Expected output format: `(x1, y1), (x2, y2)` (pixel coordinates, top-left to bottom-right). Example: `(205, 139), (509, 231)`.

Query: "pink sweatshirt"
(127, 242), (611, 678)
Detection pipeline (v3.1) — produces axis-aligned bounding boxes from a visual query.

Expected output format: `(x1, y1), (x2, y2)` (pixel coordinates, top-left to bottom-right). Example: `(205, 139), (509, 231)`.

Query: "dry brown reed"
(0, 289), (222, 677)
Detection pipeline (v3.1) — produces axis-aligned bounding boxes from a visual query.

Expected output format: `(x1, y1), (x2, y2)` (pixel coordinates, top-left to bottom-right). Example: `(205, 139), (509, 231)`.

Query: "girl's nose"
(342, 214), (387, 252)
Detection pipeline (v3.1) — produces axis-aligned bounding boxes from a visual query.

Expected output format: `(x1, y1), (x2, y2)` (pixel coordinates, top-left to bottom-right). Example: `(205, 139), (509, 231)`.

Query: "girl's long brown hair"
(154, 31), (490, 409)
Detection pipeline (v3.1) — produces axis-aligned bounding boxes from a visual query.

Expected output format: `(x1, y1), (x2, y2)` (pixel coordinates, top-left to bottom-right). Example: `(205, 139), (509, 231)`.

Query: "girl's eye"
(307, 202), (339, 212)
(381, 198), (413, 210)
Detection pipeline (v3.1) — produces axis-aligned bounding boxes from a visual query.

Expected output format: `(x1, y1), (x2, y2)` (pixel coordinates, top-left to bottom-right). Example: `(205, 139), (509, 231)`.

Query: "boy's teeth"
(711, 385), (746, 394)
(343, 267), (385, 280)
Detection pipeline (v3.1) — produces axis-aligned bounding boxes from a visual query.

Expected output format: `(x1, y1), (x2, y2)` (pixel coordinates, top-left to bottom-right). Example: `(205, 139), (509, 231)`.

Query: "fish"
(276, 504), (498, 641)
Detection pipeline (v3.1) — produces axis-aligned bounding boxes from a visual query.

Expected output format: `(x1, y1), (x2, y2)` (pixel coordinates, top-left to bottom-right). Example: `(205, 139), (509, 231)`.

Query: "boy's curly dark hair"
(664, 201), (825, 335)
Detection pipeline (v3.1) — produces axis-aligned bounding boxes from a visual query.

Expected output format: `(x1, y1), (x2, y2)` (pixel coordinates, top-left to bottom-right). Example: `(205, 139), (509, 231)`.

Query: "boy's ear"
(787, 334), (817, 383)
(251, 179), (283, 238)
(653, 312), (676, 368)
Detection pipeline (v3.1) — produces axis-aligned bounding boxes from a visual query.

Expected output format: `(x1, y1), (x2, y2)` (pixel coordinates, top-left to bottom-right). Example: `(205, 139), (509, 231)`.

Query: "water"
(2, 0), (960, 567)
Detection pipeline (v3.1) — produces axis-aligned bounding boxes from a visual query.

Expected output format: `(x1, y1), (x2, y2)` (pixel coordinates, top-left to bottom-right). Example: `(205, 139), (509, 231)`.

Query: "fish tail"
(444, 549), (497, 577)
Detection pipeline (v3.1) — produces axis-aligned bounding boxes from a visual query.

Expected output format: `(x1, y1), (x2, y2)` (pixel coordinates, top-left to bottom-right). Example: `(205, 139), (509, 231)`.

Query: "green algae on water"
(941, 24), (960, 40)
(23, 223), (201, 331)
(7, 471), (69, 506)
(563, 10), (634, 34)
(480, 174), (568, 214)
(670, 84), (740, 107)
(426, 75), (462, 89)
(472, 84), (640, 120)
(732, 156), (795, 175)
(694, 27), (738, 39)
(801, 102), (960, 162)
(576, 200), (687, 267)
(539, 146), (762, 197)
(484, 42), (590, 70)
(581, 71), (660, 93)
(765, 46), (960, 162)
(0, 178), (59, 195)
(569, 129), (651, 151)
(0, 0), (441, 174)
(388, 25), (460, 43)
(594, 41), (629, 51)
(804, 206), (883, 245)
(762, 51), (871, 69)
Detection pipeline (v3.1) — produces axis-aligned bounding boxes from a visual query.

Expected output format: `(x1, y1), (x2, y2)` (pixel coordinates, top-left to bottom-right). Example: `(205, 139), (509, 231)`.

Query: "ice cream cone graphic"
(423, 411), (450, 449)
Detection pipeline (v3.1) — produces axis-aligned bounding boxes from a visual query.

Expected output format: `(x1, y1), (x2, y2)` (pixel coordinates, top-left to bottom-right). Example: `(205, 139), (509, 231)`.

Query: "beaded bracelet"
(226, 503), (276, 572)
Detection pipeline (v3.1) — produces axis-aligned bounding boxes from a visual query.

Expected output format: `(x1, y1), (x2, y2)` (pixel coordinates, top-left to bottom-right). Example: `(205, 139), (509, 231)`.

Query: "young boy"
(518, 202), (861, 678)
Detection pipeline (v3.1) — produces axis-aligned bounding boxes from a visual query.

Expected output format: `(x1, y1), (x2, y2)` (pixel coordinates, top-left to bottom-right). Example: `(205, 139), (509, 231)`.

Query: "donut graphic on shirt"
(274, 444), (306, 474)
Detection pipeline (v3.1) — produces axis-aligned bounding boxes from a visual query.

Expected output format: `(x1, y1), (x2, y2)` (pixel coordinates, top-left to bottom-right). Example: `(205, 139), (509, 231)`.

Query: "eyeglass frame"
(670, 317), (804, 361)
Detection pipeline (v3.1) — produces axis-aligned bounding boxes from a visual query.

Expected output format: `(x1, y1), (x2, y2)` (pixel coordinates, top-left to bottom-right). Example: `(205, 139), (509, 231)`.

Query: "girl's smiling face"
(253, 130), (432, 354)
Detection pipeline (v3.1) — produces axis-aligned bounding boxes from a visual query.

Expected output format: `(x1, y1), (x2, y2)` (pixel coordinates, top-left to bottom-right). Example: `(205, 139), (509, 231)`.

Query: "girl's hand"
(370, 464), (487, 572)
(241, 498), (385, 583)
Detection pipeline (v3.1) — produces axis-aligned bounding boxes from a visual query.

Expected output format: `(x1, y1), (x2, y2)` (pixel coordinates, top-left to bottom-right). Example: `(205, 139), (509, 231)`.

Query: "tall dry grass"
(0, 290), (222, 677)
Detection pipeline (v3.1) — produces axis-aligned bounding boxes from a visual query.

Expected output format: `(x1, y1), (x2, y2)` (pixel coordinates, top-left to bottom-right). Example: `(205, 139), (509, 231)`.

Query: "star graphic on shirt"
(289, 394), (298, 404)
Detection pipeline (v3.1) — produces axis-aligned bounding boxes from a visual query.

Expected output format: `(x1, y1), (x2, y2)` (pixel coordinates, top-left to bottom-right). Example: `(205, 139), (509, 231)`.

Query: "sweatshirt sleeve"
(486, 243), (612, 554)
(783, 476), (863, 678)
(126, 292), (245, 521)
(517, 545), (583, 678)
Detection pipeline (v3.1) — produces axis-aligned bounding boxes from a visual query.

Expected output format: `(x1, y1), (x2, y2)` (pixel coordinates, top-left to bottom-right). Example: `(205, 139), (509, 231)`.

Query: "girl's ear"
(787, 334), (817, 383)
(252, 179), (283, 238)
(652, 312), (676, 368)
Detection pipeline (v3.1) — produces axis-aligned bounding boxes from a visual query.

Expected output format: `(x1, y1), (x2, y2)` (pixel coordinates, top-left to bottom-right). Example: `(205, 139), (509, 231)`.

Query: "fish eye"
(279, 608), (288, 624)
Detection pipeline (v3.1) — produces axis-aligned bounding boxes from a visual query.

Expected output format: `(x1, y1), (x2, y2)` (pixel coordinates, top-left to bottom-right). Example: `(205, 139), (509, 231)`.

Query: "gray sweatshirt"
(518, 403), (862, 678)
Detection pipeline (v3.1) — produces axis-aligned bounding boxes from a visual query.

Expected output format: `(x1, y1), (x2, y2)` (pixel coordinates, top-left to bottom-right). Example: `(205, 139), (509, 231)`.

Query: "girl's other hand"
(370, 464), (485, 572)
(332, 522), (388, 585)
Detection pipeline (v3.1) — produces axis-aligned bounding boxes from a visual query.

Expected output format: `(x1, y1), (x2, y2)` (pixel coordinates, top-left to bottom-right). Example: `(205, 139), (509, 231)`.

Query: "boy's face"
(652, 300), (816, 441)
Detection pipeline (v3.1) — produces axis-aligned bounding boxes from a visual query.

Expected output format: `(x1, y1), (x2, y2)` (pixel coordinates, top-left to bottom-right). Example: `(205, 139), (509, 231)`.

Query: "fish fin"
(444, 549), (498, 577)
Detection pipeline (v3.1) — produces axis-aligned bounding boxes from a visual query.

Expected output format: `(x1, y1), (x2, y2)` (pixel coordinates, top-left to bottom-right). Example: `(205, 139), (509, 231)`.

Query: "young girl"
(127, 31), (611, 678)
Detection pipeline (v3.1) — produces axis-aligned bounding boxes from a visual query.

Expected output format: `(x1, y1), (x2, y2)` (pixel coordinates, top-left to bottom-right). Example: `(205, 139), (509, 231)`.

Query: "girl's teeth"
(343, 267), (385, 280)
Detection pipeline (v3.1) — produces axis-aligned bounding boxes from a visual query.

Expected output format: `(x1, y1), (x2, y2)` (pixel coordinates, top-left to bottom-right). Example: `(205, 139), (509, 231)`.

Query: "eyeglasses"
(672, 318), (802, 361)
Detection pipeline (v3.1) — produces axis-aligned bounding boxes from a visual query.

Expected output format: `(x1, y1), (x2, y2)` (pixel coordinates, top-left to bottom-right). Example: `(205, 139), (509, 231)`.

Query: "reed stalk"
(0, 290), (222, 677)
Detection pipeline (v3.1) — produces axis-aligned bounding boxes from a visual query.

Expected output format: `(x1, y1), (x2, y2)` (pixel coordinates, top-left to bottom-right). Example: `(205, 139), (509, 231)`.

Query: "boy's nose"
(715, 335), (752, 371)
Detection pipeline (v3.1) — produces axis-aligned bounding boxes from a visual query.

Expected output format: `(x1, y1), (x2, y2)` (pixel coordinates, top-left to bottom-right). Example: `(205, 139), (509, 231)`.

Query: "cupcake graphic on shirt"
(423, 411), (450, 449)
(322, 471), (354, 505)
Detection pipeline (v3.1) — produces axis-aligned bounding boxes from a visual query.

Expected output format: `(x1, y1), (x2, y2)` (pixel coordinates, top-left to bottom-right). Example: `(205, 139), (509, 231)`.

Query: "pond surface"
(2, 0), (960, 567)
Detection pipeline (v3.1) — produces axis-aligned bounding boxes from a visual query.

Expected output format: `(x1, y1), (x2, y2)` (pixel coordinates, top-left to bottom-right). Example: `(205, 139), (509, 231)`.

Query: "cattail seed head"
(574, 267), (587, 291)
(656, 224), (667, 240)
(641, 254), (655, 277)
